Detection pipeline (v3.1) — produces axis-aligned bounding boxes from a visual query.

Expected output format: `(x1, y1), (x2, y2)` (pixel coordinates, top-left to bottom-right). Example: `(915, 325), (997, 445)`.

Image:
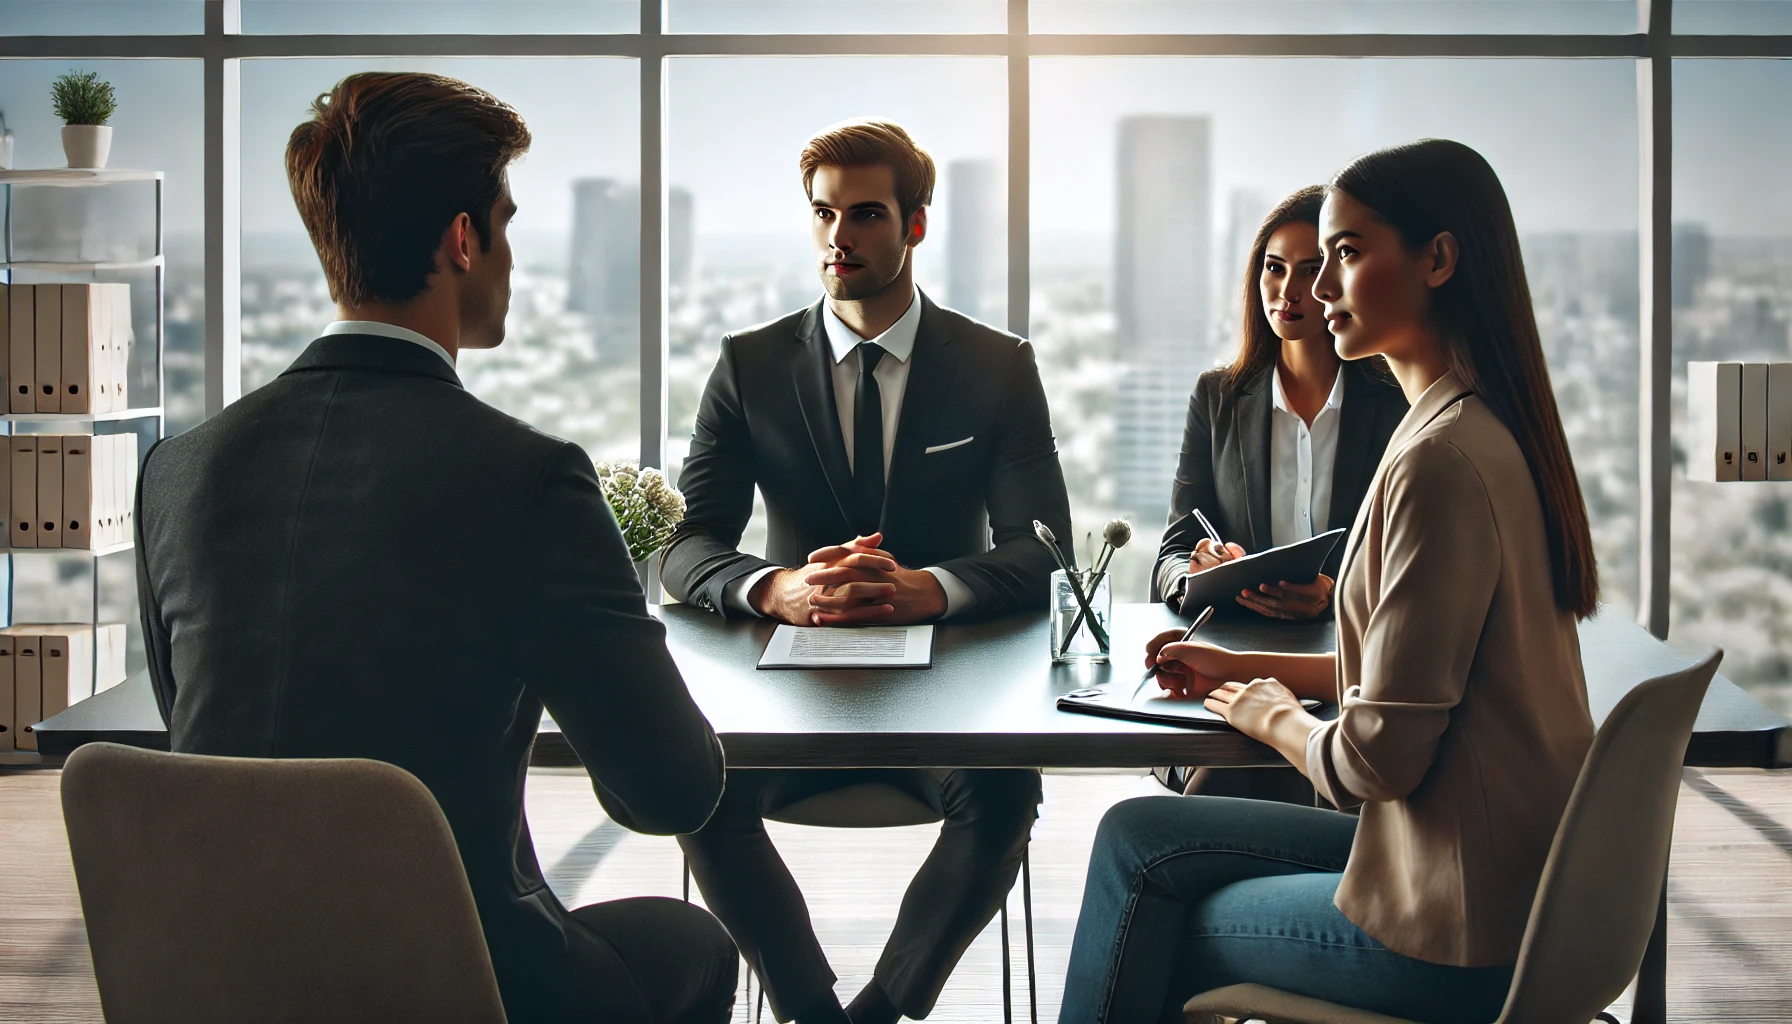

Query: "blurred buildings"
(1113, 115), (1211, 519)
(946, 158), (1003, 326)
(567, 179), (693, 362)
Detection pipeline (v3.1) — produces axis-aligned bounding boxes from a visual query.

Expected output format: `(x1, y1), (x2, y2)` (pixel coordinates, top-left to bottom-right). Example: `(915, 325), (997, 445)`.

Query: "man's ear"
(442, 212), (476, 274)
(1424, 231), (1459, 289)
(906, 206), (928, 247)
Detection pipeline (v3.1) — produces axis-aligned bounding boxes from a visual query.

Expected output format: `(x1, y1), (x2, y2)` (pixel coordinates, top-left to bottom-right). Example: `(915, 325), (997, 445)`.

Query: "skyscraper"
(1672, 221), (1712, 310)
(568, 179), (695, 361)
(1113, 115), (1211, 520)
(946, 158), (1002, 326)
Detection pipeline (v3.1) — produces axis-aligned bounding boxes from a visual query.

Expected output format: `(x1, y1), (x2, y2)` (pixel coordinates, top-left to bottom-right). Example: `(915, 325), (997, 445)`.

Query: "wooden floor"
(5, 767), (1792, 1023)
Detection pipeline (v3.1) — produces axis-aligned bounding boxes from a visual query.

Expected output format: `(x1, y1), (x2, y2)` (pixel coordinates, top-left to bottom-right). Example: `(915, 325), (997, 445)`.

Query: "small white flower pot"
(61, 125), (112, 169)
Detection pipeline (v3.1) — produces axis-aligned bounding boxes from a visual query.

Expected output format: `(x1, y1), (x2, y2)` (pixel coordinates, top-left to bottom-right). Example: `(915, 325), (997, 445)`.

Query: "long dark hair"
(1222, 186), (1326, 395)
(1330, 139), (1598, 618)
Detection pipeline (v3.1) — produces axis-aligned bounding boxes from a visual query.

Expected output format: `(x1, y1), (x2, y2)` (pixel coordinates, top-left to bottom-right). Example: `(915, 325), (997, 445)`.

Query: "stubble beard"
(820, 247), (907, 303)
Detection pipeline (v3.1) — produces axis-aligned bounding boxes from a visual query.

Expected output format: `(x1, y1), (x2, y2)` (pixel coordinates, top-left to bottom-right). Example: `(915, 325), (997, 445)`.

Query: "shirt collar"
(820, 286), (922, 366)
(323, 320), (456, 369)
(1271, 362), (1346, 416)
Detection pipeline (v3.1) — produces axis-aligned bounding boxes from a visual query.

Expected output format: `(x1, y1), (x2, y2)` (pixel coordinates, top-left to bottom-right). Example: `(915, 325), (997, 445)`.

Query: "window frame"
(7, 0), (1789, 631)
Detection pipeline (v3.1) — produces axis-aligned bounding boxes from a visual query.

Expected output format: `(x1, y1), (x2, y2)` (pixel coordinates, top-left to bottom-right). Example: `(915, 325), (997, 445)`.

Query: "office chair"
(1183, 649), (1723, 1024)
(683, 780), (1038, 1024)
(60, 742), (506, 1024)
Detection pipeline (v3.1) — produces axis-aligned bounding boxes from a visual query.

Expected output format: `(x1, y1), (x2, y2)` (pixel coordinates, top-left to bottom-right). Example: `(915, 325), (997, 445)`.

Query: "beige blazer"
(1305, 371), (1593, 968)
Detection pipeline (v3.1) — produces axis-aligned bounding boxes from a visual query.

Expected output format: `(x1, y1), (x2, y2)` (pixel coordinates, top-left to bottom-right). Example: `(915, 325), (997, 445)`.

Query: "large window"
(238, 57), (642, 464)
(1032, 57), (1641, 606)
(1670, 58), (1792, 715)
(5, 1), (1787, 705)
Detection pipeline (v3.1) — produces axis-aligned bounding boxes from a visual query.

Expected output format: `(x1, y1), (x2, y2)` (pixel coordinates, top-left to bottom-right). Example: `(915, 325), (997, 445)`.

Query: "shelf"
(0, 751), (53, 766)
(1, 255), (163, 272)
(0, 169), (163, 187)
(0, 539), (132, 557)
(2, 407), (162, 424)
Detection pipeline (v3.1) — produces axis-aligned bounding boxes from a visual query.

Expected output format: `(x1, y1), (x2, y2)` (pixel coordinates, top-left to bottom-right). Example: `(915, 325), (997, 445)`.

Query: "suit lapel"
(1335, 371), (1471, 583)
(789, 302), (857, 528)
(883, 295), (959, 531)
(1236, 378), (1273, 551)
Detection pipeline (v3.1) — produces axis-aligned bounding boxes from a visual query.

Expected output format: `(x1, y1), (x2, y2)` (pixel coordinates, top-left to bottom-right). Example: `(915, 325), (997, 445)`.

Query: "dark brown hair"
(1223, 185), (1326, 394)
(1330, 139), (1599, 618)
(285, 71), (531, 307)
(799, 119), (936, 228)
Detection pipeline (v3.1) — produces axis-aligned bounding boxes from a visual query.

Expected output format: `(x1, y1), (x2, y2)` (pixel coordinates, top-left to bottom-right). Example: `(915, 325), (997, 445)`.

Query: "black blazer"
(137, 335), (726, 1024)
(662, 293), (1073, 617)
(1152, 360), (1409, 606)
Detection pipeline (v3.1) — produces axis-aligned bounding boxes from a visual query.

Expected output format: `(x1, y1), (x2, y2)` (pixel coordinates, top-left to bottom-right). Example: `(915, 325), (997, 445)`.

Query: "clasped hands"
(1189, 538), (1334, 620)
(1143, 627), (1305, 743)
(749, 532), (947, 626)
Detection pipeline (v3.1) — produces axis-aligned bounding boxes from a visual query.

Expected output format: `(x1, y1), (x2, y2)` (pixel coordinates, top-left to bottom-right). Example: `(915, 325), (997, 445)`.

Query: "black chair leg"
(1022, 846), (1037, 1024)
(1001, 899), (1013, 1024)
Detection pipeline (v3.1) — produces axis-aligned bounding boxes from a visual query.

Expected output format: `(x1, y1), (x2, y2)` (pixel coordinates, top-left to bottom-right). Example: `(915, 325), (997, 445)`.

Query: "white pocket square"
(924, 436), (974, 455)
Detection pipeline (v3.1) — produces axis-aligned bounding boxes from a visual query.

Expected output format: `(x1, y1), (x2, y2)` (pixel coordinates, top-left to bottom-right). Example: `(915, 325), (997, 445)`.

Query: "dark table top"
(33, 603), (1790, 770)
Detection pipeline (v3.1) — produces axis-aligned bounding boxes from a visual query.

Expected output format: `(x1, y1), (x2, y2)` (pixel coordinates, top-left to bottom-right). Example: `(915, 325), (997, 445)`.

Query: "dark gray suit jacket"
(137, 335), (726, 1023)
(1152, 360), (1409, 606)
(661, 293), (1074, 618)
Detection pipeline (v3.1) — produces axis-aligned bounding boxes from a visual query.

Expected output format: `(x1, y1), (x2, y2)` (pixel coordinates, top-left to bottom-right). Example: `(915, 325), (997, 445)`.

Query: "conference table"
(32, 601), (1791, 1024)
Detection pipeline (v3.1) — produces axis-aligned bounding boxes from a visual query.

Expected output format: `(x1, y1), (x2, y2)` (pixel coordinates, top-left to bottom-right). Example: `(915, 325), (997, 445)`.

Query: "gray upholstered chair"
(1184, 648), (1722, 1024)
(685, 780), (1039, 1024)
(60, 742), (506, 1024)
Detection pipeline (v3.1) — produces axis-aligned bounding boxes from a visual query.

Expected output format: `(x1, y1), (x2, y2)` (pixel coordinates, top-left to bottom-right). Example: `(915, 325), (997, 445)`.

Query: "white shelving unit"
(0, 169), (165, 765)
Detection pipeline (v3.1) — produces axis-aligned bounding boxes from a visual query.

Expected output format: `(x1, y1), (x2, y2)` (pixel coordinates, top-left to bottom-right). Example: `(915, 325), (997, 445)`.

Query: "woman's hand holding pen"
(1144, 628), (1233, 699)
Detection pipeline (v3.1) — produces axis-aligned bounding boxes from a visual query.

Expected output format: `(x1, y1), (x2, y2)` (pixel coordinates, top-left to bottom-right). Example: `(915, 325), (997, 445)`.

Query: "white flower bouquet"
(594, 460), (686, 564)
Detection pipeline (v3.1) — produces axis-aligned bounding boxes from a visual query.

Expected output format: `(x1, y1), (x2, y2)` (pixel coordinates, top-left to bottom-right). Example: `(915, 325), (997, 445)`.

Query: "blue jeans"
(1059, 796), (1515, 1024)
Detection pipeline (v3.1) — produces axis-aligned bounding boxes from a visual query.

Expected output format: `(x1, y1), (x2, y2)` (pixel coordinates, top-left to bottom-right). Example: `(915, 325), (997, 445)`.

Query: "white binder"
(0, 283), (10, 412)
(34, 283), (61, 414)
(62, 435), (92, 549)
(38, 627), (77, 714)
(0, 636), (13, 753)
(1769, 364), (1792, 482)
(112, 288), (132, 411)
(35, 435), (63, 548)
(10, 435), (36, 548)
(1742, 363), (1769, 481)
(1686, 361), (1742, 482)
(12, 630), (39, 750)
(8, 283), (32, 414)
(115, 432), (137, 545)
(61, 284), (94, 415)
(96, 622), (126, 693)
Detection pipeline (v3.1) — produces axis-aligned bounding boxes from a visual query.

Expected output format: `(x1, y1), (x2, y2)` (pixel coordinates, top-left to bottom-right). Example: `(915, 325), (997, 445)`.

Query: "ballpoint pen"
(1193, 508), (1225, 550)
(1132, 605), (1215, 701)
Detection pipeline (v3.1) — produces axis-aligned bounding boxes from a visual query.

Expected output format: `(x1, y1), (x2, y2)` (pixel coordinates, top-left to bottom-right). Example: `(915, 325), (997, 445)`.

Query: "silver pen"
(1132, 605), (1216, 701)
(1193, 508), (1225, 550)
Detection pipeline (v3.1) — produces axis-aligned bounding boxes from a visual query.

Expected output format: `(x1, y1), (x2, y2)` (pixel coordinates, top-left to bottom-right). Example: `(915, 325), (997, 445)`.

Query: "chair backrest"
(60, 742), (507, 1024)
(1495, 648), (1722, 1024)
(765, 781), (945, 828)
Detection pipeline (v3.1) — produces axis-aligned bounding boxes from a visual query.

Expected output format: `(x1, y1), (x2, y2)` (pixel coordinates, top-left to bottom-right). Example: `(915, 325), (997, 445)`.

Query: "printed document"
(757, 624), (935, 669)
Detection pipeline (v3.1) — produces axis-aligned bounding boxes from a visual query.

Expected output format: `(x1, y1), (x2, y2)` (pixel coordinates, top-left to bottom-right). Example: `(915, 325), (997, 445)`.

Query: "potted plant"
(594, 460), (686, 565)
(50, 70), (117, 169)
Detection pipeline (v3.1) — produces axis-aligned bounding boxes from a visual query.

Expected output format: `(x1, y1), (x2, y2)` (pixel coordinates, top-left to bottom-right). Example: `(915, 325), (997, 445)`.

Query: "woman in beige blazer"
(1059, 138), (1600, 1024)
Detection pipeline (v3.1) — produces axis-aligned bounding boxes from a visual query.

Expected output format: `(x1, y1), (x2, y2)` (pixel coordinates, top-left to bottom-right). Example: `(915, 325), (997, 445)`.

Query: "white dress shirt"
(1268, 365), (1344, 549)
(323, 320), (456, 369)
(724, 289), (976, 618)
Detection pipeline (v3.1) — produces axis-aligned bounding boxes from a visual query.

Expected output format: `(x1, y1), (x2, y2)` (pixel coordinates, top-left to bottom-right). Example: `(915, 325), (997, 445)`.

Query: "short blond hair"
(799, 119), (936, 226)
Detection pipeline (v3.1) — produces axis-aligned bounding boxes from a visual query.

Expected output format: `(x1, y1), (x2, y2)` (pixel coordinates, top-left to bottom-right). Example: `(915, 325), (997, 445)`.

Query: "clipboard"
(1056, 685), (1327, 730)
(1177, 528), (1347, 618)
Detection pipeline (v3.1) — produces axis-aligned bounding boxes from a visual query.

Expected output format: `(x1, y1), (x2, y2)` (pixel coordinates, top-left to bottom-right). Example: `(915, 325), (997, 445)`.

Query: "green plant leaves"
(51, 71), (118, 126)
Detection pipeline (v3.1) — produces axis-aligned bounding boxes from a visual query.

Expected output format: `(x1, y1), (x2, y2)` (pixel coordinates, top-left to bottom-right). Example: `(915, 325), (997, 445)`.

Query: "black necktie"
(853, 342), (887, 535)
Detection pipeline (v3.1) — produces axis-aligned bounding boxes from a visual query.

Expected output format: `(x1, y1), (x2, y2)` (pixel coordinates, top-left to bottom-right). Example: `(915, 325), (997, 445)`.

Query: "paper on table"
(758, 623), (934, 669)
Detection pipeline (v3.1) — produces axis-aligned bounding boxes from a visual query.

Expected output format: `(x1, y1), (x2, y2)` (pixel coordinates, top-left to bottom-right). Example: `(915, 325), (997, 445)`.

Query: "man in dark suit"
(137, 72), (735, 1024)
(661, 120), (1072, 1024)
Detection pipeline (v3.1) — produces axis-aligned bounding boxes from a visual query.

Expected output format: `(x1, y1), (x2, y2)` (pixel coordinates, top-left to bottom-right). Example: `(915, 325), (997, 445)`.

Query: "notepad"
(1057, 684), (1325, 729)
(758, 624), (935, 669)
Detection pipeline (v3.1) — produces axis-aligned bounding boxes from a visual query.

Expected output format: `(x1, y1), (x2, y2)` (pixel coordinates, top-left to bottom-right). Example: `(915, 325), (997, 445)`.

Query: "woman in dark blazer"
(1151, 186), (1407, 799)
(1153, 186), (1407, 620)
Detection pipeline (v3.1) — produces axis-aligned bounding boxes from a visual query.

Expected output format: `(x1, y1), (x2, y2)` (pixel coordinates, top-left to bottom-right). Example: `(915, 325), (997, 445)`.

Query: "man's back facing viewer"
(135, 72), (736, 1024)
